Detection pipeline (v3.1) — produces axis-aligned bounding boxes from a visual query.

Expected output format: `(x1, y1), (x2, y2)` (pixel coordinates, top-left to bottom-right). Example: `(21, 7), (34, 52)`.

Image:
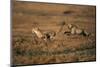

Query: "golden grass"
(12, 1), (96, 65)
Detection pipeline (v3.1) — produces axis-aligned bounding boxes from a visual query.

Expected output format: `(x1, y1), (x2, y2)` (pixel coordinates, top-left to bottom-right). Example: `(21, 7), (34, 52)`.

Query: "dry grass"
(12, 1), (96, 65)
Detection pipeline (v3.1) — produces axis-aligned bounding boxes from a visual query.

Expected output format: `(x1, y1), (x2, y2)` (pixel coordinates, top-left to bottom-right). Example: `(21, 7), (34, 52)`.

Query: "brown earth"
(12, 1), (96, 65)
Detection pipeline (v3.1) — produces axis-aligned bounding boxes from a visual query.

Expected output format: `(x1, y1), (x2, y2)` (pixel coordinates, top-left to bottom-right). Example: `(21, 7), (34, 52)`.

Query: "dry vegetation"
(12, 1), (96, 65)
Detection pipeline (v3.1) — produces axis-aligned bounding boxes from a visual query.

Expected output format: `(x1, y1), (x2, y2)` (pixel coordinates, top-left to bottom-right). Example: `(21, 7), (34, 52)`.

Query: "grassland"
(12, 1), (96, 65)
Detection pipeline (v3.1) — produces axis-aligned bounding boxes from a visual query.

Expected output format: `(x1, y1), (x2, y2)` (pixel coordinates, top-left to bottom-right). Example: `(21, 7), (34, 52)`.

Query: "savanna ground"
(12, 1), (96, 65)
